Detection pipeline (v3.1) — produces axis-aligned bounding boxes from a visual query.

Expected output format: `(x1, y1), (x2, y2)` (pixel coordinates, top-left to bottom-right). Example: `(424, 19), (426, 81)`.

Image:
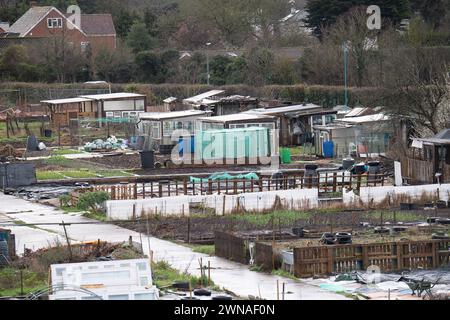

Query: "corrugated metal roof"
(139, 110), (211, 121)
(249, 104), (326, 116)
(184, 90), (225, 104)
(80, 93), (145, 100)
(41, 97), (93, 104)
(199, 113), (276, 123)
(344, 107), (371, 118)
(163, 97), (178, 103)
(338, 113), (390, 124)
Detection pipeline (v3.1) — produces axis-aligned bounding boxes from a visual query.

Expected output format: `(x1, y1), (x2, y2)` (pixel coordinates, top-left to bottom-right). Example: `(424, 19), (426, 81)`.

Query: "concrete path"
(0, 194), (348, 300)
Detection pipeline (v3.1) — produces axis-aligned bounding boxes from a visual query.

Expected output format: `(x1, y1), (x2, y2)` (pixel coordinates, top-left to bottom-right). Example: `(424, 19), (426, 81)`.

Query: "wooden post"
(208, 261), (211, 286)
(208, 179), (212, 195)
(183, 178), (188, 195)
(187, 216), (191, 244)
(61, 221), (73, 262)
(357, 174), (362, 192)
(134, 182), (138, 200)
(333, 173), (337, 193)
(222, 195), (226, 215)
(276, 280), (280, 301)
(142, 183), (146, 199)
(158, 183), (163, 198)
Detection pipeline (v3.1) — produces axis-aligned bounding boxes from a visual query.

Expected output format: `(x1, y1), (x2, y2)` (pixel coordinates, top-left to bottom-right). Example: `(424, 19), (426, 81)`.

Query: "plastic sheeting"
(0, 163), (36, 188)
(189, 172), (259, 184)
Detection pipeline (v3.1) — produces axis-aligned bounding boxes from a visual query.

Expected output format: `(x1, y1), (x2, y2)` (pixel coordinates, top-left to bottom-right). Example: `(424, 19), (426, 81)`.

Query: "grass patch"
(271, 269), (298, 281)
(152, 261), (214, 290)
(191, 245), (215, 256)
(36, 171), (65, 180)
(52, 149), (83, 156)
(364, 211), (426, 222)
(231, 210), (312, 227)
(43, 156), (71, 167)
(97, 170), (134, 178)
(0, 268), (48, 298)
(62, 170), (98, 179)
(82, 211), (108, 222)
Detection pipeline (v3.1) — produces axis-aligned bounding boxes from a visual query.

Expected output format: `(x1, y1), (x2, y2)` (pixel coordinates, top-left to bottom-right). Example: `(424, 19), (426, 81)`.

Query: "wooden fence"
(214, 231), (250, 265)
(74, 173), (389, 201)
(402, 158), (435, 184)
(293, 240), (450, 278)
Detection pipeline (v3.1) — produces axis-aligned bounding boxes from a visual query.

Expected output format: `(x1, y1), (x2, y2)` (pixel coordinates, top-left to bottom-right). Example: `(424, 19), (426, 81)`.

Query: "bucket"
(140, 151), (155, 169)
(44, 129), (52, 138)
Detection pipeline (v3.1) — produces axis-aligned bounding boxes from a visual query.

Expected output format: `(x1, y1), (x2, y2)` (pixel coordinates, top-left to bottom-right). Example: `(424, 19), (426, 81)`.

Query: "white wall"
(106, 188), (319, 220)
(107, 183), (450, 220)
(343, 183), (450, 205)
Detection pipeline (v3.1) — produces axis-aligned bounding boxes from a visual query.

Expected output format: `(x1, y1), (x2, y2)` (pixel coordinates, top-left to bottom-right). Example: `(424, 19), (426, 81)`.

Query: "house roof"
(80, 93), (145, 100)
(8, 6), (54, 36)
(183, 90), (225, 104)
(199, 113), (276, 124)
(8, 6), (87, 37)
(80, 14), (115, 35)
(41, 97), (94, 105)
(139, 110), (211, 121)
(0, 22), (9, 32)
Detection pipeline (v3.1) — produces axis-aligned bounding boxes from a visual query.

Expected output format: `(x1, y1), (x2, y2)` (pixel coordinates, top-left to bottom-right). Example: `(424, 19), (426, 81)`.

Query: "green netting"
(190, 172), (259, 184)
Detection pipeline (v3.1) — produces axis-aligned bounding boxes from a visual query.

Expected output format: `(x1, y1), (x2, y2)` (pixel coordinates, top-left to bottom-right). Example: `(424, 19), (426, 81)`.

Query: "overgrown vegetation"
(0, 268), (47, 297)
(151, 260), (214, 290)
(76, 191), (110, 214)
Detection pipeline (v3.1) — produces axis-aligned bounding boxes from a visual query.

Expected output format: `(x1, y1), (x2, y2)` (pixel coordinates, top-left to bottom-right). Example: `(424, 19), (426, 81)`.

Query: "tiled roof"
(80, 14), (116, 35)
(8, 6), (54, 36)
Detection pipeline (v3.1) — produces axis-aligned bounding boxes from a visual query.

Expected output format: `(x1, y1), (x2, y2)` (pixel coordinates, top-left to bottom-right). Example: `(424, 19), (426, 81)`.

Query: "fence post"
(183, 178), (188, 195)
(333, 173), (337, 193)
(357, 174), (362, 192)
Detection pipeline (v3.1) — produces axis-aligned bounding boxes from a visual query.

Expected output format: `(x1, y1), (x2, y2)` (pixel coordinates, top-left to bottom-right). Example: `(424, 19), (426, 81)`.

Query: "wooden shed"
(41, 97), (96, 126)
(404, 129), (450, 184)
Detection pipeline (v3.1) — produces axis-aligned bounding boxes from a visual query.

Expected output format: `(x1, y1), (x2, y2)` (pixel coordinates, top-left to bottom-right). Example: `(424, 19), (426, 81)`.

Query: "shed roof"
(415, 129), (450, 145)
(139, 110), (211, 121)
(183, 90), (225, 104)
(80, 93), (145, 100)
(249, 104), (333, 117)
(337, 113), (390, 124)
(199, 112), (276, 124)
(41, 97), (94, 104)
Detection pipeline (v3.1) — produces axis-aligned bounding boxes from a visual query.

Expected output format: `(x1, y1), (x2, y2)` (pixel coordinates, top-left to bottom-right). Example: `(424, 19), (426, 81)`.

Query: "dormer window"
(47, 18), (63, 29)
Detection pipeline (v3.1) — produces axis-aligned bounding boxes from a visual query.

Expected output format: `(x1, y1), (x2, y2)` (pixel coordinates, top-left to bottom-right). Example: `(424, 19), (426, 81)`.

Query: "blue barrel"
(322, 141), (334, 158)
(179, 136), (195, 155)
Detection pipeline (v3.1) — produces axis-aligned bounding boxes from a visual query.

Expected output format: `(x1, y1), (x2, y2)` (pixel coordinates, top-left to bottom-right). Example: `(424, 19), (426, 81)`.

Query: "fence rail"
(74, 172), (390, 201)
(293, 240), (450, 278)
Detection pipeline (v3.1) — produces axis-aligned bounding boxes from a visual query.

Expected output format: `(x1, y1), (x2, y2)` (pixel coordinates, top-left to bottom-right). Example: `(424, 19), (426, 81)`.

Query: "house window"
(47, 18), (63, 29)
(81, 42), (90, 53)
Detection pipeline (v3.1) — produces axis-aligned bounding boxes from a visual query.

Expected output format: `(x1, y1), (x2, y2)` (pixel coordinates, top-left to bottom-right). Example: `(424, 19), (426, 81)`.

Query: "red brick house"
(6, 6), (116, 58)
